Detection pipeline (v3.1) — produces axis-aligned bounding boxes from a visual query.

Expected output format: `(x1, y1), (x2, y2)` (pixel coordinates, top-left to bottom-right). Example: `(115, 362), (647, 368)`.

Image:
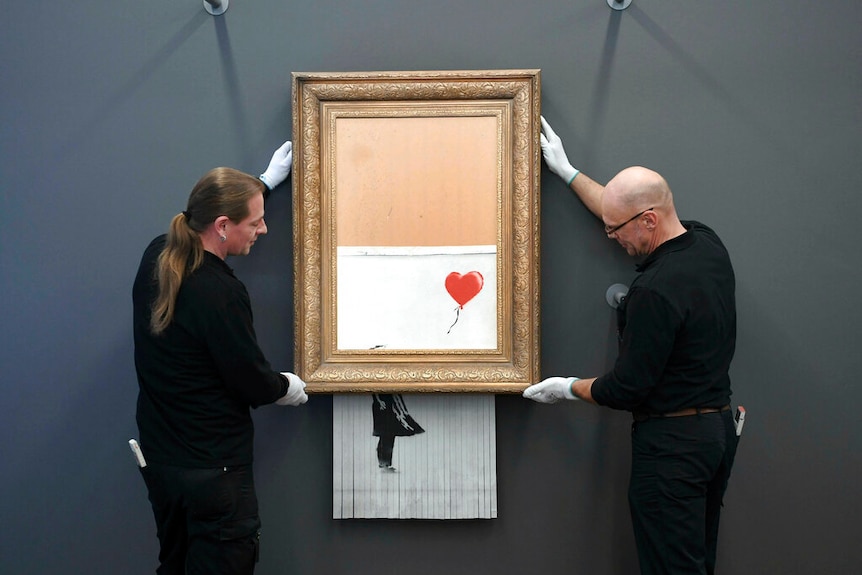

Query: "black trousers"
(628, 409), (738, 575)
(140, 463), (261, 575)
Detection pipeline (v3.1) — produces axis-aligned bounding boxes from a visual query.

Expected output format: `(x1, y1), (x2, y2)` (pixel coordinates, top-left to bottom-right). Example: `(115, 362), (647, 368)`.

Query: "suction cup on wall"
(605, 283), (629, 309)
(204, 0), (228, 16)
(607, 0), (632, 10)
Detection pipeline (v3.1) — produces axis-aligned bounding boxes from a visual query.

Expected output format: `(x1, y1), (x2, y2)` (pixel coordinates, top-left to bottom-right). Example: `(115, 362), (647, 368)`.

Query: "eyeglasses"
(604, 207), (653, 235)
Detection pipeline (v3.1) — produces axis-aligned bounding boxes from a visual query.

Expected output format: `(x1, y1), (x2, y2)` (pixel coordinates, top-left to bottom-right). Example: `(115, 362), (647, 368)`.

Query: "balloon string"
(447, 306), (461, 334)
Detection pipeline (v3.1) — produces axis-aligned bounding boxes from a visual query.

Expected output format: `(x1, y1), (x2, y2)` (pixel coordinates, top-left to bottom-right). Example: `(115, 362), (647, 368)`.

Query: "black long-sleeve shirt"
(133, 235), (288, 467)
(591, 221), (736, 414)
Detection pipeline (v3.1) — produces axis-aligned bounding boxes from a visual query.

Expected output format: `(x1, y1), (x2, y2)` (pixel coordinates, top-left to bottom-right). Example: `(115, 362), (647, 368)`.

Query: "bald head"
(601, 167), (687, 256)
(604, 166), (674, 213)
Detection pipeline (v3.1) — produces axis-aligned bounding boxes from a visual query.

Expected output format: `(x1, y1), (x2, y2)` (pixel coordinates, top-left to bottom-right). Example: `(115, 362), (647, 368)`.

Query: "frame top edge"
(292, 69), (541, 82)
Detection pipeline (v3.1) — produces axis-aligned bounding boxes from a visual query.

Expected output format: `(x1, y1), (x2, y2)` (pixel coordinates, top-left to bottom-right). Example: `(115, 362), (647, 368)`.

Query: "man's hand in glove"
(540, 117), (579, 185)
(276, 371), (308, 406)
(259, 141), (293, 190)
(523, 376), (580, 404)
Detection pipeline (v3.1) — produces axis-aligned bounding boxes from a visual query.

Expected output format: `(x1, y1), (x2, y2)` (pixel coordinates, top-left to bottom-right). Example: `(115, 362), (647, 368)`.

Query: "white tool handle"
(128, 439), (147, 468)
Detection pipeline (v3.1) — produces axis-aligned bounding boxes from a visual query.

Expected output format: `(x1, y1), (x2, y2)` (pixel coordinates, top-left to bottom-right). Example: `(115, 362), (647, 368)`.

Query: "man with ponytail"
(132, 142), (305, 574)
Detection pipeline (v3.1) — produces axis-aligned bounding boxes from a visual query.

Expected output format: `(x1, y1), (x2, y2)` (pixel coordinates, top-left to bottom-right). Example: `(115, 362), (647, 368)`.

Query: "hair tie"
(182, 210), (192, 221)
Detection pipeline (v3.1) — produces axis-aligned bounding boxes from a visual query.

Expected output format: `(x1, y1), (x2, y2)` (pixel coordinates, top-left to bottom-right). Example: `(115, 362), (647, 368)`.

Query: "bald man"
(524, 117), (739, 575)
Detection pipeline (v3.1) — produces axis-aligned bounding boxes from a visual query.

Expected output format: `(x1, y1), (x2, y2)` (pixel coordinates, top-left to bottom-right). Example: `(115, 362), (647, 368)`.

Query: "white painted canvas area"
(333, 394), (497, 519)
(336, 247), (497, 350)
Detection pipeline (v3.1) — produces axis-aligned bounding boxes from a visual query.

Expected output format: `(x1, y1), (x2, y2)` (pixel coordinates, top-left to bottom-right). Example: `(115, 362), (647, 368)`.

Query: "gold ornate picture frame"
(293, 70), (541, 393)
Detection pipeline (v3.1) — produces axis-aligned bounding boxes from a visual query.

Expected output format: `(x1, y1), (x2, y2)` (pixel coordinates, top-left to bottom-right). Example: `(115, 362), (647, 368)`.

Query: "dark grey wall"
(1, 1), (859, 573)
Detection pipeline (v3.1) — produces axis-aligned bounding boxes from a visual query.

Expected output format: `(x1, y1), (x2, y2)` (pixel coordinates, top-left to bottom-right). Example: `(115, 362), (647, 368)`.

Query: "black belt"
(632, 404), (730, 422)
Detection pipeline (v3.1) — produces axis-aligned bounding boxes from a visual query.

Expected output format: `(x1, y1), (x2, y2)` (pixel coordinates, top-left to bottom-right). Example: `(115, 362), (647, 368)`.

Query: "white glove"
(540, 117), (579, 185)
(523, 376), (580, 404)
(259, 141), (293, 190)
(276, 371), (308, 406)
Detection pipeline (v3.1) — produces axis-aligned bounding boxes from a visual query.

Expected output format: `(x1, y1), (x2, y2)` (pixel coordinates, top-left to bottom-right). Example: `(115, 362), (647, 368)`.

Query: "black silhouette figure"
(372, 394), (425, 472)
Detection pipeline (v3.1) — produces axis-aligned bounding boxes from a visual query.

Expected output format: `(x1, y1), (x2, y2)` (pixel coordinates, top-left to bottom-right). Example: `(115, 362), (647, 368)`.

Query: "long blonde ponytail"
(150, 214), (205, 334)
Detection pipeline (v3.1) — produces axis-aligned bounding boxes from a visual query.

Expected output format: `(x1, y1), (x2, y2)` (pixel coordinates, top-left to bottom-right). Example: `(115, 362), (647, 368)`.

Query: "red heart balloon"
(445, 271), (484, 308)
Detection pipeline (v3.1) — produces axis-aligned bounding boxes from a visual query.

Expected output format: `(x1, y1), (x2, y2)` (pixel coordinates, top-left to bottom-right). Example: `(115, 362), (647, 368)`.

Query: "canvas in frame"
(292, 70), (541, 393)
